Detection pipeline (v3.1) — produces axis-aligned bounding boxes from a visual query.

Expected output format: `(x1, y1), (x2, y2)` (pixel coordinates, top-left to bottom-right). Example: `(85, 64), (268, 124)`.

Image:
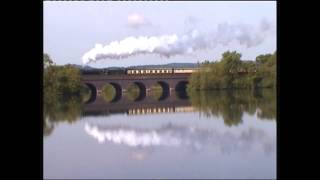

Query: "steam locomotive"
(81, 68), (126, 75)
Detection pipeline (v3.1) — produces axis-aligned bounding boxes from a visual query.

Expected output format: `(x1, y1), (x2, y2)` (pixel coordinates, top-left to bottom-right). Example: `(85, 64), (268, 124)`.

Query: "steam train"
(81, 67), (198, 75)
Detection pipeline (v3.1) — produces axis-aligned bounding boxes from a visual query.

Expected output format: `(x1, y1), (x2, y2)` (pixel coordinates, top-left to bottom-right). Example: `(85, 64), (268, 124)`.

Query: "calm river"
(43, 89), (276, 179)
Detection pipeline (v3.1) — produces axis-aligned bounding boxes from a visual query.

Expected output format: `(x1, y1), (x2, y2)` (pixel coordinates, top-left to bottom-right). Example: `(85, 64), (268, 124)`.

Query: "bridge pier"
(146, 88), (151, 96)
(122, 89), (127, 93)
(169, 88), (175, 96)
(97, 89), (102, 96)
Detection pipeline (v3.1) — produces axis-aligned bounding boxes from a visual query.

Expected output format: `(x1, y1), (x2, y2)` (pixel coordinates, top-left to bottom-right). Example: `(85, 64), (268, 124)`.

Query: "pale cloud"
(127, 13), (151, 28)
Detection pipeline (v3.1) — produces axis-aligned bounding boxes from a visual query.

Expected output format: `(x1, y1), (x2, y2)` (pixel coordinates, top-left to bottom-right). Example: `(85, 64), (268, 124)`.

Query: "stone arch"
(132, 82), (146, 101)
(84, 83), (97, 104)
(108, 82), (122, 103)
(157, 81), (170, 101)
(175, 81), (189, 99)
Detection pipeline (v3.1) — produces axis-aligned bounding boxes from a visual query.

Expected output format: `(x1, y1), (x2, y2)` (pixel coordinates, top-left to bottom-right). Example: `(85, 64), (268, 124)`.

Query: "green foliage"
(43, 53), (86, 101)
(150, 84), (163, 100)
(102, 84), (116, 102)
(220, 51), (242, 73)
(57, 65), (82, 96)
(187, 72), (201, 91)
(188, 51), (277, 91)
(256, 53), (272, 65)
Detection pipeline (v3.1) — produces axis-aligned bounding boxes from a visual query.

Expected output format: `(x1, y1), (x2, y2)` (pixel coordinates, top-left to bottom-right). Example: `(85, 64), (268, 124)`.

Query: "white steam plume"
(82, 20), (273, 64)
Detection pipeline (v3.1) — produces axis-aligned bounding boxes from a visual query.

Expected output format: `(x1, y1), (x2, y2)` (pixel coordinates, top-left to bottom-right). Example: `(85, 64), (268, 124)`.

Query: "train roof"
(126, 67), (199, 70)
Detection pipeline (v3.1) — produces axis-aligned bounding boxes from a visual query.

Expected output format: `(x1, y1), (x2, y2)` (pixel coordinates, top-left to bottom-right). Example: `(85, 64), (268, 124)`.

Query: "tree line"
(187, 51), (276, 91)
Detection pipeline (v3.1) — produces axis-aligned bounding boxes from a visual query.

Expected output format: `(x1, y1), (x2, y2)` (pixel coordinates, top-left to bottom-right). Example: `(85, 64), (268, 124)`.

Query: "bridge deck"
(81, 73), (192, 81)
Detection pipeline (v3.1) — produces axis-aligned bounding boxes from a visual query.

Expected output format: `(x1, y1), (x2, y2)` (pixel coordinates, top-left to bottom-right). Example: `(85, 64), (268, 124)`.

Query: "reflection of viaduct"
(81, 73), (191, 104)
(81, 73), (196, 116)
(82, 92), (194, 116)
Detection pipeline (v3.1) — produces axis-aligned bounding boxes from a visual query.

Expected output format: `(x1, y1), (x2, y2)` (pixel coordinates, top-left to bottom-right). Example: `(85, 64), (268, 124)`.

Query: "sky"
(43, 1), (276, 68)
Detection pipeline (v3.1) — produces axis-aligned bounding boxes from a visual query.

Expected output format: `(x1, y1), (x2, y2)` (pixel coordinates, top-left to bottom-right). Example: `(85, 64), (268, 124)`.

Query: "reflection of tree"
(125, 84), (140, 101)
(43, 95), (83, 137)
(254, 89), (276, 120)
(189, 89), (276, 126)
(150, 84), (163, 100)
(43, 117), (54, 137)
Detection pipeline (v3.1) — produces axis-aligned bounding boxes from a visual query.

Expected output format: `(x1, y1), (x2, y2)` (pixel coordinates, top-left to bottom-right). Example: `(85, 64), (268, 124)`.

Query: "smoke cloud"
(82, 20), (273, 64)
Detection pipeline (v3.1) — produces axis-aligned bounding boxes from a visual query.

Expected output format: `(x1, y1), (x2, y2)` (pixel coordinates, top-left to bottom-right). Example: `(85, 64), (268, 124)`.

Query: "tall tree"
(44, 53), (54, 68)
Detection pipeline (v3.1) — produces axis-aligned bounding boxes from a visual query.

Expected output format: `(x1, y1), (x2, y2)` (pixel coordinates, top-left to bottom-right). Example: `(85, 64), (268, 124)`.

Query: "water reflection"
(43, 89), (276, 137)
(44, 89), (276, 179)
(189, 89), (276, 126)
(84, 122), (275, 155)
(43, 96), (84, 137)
